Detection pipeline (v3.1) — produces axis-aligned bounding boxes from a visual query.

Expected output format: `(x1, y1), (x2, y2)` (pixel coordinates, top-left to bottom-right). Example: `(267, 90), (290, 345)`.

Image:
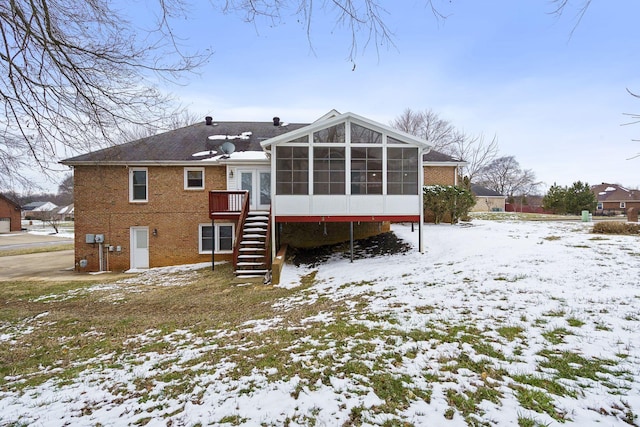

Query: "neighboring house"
(592, 183), (640, 215)
(0, 194), (22, 233)
(23, 201), (58, 220)
(61, 111), (460, 274)
(57, 204), (75, 221)
(471, 185), (506, 212)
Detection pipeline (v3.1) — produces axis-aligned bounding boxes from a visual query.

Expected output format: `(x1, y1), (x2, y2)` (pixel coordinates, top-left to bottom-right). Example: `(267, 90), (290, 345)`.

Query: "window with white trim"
(620, 202), (626, 209)
(184, 167), (204, 190)
(351, 147), (382, 194)
(129, 168), (148, 202)
(199, 223), (234, 254)
(314, 147), (345, 195)
(276, 146), (309, 195)
(387, 147), (418, 195)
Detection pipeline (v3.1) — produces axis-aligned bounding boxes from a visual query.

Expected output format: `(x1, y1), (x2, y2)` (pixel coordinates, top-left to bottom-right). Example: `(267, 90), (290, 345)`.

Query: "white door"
(130, 227), (149, 269)
(239, 170), (271, 211)
(0, 218), (10, 233)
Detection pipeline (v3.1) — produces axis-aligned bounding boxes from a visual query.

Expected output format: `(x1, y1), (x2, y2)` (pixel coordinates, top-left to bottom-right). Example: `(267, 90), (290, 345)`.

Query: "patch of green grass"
(515, 387), (569, 422)
(0, 243), (74, 257)
(542, 327), (573, 345)
(497, 325), (525, 341)
(512, 374), (576, 398)
(566, 317), (585, 328)
(537, 350), (623, 383)
(543, 309), (565, 317)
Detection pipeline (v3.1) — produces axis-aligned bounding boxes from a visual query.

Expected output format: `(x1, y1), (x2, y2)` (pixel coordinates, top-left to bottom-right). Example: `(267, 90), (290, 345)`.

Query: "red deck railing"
(209, 191), (247, 219)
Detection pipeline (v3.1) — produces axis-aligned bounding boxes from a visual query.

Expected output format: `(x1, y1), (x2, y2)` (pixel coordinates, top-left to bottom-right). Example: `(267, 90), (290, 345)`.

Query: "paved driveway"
(0, 232), (127, 282)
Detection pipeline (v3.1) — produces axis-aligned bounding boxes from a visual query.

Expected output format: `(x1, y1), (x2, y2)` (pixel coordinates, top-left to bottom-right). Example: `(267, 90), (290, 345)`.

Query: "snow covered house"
(592, 183), (640, 216)
(61, 111), (463, 275)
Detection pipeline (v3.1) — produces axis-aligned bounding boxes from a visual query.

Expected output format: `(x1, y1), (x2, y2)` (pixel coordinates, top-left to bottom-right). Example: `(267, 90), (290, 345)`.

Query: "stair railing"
(232, 191), (250, 270)
(264, 205), (272, 270)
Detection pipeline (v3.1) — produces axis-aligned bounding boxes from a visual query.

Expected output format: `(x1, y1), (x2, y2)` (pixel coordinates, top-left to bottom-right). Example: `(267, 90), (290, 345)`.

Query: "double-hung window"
(199, 223), (234, 254)
(129, 168), (148, 202)
(184, 168), (205, 190)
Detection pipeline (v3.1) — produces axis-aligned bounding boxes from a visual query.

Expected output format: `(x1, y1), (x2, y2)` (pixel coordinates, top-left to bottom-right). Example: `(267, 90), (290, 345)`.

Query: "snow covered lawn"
(1, 219), (639, 426)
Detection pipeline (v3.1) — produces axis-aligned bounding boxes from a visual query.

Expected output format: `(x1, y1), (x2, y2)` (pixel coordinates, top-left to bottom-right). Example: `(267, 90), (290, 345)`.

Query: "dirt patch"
(287, 231), (412, 267)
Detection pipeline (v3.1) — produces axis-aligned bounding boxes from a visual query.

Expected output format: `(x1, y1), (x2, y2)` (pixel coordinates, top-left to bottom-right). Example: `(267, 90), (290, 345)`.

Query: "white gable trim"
(260, 111), (432, 152)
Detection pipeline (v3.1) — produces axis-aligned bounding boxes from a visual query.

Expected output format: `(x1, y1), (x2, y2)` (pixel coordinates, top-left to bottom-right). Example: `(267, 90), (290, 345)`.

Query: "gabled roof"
(423, 150), (465, 165)
(61, 119), (308, 165)
(471, 184), (505, 197)
(260, 111), (432, 151)
(0, 194), (21, 210)
(22, 201), (47, 210)
(591, 183), (640, 202)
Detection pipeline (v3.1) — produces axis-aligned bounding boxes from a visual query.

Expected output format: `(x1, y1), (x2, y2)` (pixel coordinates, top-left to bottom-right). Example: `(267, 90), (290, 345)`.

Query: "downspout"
(419, 147), (427, 253)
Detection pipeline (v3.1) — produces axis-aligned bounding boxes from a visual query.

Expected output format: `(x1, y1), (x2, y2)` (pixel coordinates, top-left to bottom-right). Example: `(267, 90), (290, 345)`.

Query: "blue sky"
(53, 1), (639, 193)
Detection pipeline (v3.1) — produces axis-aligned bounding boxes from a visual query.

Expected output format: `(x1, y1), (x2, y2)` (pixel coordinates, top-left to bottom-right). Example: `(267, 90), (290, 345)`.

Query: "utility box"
(95, 234), (105, 243)
(85, 234), (95, 244)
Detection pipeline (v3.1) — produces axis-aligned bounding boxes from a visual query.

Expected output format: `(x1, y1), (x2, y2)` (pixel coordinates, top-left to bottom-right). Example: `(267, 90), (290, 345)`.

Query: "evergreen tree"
(542, 183), (567, 214)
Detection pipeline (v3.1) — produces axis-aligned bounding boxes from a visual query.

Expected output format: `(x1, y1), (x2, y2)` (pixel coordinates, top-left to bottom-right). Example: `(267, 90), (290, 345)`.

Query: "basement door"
(239, 169), (271, 211)
(130, 227), (149, 269)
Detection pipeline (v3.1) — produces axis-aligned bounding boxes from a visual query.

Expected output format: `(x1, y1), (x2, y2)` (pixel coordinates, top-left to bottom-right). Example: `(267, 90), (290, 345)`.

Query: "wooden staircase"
(235, 211), (270, 278)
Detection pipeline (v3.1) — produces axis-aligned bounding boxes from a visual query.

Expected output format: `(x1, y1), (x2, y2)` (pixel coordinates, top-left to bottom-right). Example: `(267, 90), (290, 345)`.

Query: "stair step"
(248, 211), (269, 215)
(238, 255), (265, 259)
(244, 222), (268, 227)
(243, 234), (266, 239)
(239, 247), (265, 252)
(235, 270), (268, 276)
(243, 227), (266, 233)
(240, 240), (264, 245)
(237, 262), (266, 266)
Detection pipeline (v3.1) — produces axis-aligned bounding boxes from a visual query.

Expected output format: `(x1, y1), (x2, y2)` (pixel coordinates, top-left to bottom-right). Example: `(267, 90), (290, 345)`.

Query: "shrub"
(423, 185), (476, 224)
(592, 222), (640, 235)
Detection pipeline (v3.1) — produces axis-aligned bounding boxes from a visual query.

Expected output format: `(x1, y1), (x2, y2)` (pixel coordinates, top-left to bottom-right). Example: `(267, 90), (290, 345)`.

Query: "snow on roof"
(208, 131), (252, 141)
(604, 186), (617, 192)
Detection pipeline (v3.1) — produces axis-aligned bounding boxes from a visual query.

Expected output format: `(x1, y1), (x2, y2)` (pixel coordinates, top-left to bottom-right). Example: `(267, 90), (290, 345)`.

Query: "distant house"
(57, 204), (75, 221)
(23, 201), (58, 220)
(0, 194), (22, 233)
(61, 110), (463, 275)
(471, 185), (506, 212)
(592, 183), (640, 215)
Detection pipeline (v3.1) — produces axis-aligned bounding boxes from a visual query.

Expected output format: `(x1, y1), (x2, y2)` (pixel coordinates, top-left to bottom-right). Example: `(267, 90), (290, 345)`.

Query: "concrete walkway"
(0, 232), (127, 282)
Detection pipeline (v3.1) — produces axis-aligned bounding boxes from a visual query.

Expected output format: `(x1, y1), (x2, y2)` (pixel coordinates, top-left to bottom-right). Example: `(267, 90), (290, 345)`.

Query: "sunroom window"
(314, 147), (345, 194)
(387, 147), (418, 195)
(351, 147), (382, 194)
(351, 123), (381, 144)
(276, 146), (308, 195)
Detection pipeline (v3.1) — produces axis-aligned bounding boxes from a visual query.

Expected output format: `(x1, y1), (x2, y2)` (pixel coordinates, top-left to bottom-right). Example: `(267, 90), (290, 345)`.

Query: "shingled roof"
(592, 183), (640, 202)
(61, 116), (464, 165)
(61, 119), (308, 165)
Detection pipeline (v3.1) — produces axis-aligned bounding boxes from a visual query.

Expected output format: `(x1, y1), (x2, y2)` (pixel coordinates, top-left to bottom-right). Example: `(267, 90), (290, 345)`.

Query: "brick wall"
(73, 165), (229, 272)
(0, 198), (21, 232)
(424, 165), (457, 185)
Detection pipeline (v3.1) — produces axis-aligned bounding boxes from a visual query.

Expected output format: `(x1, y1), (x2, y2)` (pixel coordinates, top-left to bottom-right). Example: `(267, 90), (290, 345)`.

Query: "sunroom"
(261, 111), (432, 254)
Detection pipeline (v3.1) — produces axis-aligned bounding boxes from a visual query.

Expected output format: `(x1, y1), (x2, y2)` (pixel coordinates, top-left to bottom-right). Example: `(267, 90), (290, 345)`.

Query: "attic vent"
(273, 117), (280, 126)
(205, 116), (213, 125)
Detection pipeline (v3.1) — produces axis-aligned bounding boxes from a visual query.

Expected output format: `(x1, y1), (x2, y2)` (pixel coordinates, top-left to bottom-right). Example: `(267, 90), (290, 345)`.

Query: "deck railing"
(209, 191), (248, 218)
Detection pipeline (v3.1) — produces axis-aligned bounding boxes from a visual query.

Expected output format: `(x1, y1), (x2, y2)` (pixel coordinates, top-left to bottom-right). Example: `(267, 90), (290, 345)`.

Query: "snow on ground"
(1, 219), (640, 426)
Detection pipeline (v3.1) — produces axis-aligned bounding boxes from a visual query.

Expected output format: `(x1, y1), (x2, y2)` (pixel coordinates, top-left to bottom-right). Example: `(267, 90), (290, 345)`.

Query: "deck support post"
(350, 221), (354, 263)
(211, 218), (215, 271)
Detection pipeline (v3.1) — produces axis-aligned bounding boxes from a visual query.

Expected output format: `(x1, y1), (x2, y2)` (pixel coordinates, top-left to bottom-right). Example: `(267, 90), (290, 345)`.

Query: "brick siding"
(73, 165), (229, 271)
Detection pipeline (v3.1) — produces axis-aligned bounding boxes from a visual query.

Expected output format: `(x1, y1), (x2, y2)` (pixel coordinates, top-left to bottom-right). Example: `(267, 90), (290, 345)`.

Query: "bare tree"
(391, 108), (498, 181)
(1, 0), (208, 190)
(476, 156), (540, 198)
(391, 108), (462, 153)
(450, 133), (499, 183)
